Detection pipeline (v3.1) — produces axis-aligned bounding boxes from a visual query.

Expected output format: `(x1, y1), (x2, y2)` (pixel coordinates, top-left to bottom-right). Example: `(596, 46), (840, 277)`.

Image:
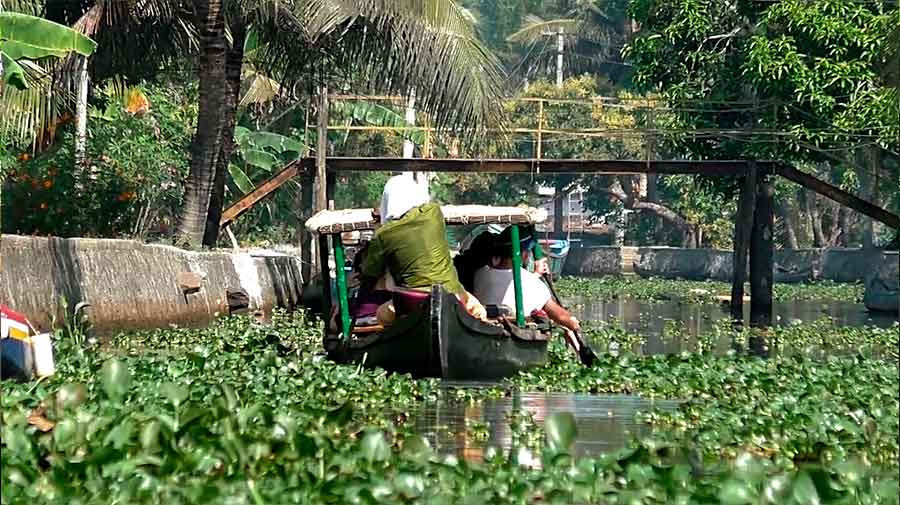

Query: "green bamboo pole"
(332, 235), (351, 340)
(510, 225), (525, 327)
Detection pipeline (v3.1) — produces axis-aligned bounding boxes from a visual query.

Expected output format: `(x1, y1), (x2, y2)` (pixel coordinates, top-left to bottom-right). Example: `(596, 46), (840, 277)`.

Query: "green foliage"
(1, 308), (897, 503)
(1, 80), (195, 238)
(625, 0), (899, 175)
(555, 276), (865, 304)
(0, 12), (96, 89)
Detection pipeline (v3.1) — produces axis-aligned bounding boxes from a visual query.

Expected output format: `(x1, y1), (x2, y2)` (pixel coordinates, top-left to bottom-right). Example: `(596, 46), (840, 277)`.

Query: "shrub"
(1, 80), (196, 239)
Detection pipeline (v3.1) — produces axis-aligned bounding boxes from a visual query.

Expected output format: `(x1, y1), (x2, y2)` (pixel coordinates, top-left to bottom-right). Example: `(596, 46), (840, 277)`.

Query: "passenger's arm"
(360, 236), (386, 282)
(543, 299), (582, 351)
(543, 299), (580, 334)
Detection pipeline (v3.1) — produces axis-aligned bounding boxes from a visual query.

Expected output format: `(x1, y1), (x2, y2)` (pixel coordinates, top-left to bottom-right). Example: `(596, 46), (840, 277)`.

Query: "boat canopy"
(305, 205), (548, 235)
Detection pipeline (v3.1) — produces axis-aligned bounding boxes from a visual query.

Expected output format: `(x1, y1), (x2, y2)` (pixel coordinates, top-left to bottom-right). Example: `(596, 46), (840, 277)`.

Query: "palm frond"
(506, 18), (581, 44)
(254, 0), (506, 140)
(239, 68), (282, 107)
(0, 60), (71, 148)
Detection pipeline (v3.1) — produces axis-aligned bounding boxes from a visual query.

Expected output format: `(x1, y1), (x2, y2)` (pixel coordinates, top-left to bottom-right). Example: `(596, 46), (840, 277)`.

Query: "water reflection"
(414, 384), (679, 465)
(569, 299), (897, 355)
(569, 299), (896, 334)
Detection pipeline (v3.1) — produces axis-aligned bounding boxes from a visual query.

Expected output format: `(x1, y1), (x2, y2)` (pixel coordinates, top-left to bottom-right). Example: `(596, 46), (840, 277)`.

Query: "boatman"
(472, 226), (581, 345)
(360, 175), (487, 325)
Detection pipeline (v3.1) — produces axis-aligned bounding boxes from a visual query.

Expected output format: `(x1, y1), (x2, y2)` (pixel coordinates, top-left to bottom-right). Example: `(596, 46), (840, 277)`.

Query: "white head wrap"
(379, 174), (430, 224)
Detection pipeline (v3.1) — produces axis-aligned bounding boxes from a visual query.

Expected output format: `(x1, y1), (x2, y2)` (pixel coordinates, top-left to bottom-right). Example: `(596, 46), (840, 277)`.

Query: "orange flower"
(39, 202), (48, 210)
(18, 153), (31, 162)
(42, 179), (53, 189)
(117, 191), (135, 202)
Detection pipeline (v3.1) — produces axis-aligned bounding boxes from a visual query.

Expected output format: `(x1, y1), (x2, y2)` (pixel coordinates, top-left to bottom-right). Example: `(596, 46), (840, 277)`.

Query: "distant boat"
(538, 238), (570, 277)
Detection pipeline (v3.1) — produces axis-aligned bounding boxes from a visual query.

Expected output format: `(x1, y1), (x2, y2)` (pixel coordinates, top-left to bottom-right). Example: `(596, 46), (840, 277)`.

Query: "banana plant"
(0, 12), (96, 89)
(228, 126), (307, 195)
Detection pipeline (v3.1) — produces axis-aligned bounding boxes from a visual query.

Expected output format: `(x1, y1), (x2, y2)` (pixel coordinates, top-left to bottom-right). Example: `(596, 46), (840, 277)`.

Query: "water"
(569, 298), (896, 335)
(411, 300), (895, 463)
(413, 383), (679, 465)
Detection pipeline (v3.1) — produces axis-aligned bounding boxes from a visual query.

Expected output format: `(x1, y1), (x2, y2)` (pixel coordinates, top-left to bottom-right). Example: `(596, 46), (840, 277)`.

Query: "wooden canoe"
(324, 285), (550, 379)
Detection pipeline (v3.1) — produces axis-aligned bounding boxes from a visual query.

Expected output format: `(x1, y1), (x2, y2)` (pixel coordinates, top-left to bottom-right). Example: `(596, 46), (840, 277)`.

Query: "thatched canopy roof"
(305, 205), (548, 234)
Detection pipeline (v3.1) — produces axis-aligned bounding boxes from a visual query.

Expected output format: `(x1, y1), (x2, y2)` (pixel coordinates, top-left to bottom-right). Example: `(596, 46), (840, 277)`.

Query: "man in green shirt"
(362, 201), (464, 295)
(359, 175), (483, 324)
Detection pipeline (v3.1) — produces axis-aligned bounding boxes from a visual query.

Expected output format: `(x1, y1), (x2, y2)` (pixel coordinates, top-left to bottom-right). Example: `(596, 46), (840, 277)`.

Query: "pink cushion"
(392, 288), (430, 315)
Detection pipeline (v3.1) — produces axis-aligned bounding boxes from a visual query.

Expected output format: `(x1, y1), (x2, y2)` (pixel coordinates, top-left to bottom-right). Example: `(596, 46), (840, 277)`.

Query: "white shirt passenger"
(473, 265), (552, 315)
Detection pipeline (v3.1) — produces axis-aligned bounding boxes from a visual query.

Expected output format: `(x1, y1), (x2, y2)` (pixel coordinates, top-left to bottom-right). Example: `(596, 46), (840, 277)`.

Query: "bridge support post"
(299, 175), (315, 284)
(730, 162), (757, 321)
(749, 176), (774, 327)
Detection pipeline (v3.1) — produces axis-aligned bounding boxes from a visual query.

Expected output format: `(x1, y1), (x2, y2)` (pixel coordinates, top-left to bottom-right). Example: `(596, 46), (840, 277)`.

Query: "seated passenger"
(348, 241), (392, 326)
(456, 225), (550, 293)
(473, 226), (580, 341)
(454, 229), (497, 293)
(361, 175), (486, 324)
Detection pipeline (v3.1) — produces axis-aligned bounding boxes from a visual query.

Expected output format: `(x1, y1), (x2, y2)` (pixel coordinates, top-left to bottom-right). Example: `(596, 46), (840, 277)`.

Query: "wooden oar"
(542, 274), (598, 367)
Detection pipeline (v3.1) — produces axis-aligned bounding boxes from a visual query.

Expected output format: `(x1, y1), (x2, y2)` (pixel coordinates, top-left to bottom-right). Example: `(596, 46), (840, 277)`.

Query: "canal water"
(567, 298), (898, 357)
(412, 300), (896, 464)
(414, 385), (679, 466)
(566, 298), (898, 337)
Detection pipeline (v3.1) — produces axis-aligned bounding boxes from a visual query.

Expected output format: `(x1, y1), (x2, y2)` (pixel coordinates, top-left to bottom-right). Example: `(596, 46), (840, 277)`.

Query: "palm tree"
(177, 0), (508, 247)
(4, 0), (506, 248)
(505, 0), (630, 85)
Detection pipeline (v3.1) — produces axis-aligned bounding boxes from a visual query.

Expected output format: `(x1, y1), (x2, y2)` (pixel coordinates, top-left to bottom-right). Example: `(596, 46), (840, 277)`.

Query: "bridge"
(217, 156), (899, 328)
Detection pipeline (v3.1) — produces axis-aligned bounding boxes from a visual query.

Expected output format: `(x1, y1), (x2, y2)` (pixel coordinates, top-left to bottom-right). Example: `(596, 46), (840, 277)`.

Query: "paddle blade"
(574, 332), (597, 367)
(578, 344), (597, 367)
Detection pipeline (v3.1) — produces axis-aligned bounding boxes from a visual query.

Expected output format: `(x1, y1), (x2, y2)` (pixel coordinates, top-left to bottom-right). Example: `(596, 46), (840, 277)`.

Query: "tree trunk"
(176, 0), (227, 247)
(554, 178), (566, 238)
(602, 177), (695, 245)
(74, 55), (89, 167)
(837, 207), (852, 246)
(808, 192), (826, 247)
(826, 201), (843, 246)
(202, 20), (246, 248)
(862, 145), (882, 249)
(777, 200), (799, 249)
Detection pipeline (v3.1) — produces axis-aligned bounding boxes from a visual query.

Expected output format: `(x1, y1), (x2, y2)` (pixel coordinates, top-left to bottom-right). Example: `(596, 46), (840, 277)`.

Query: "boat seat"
(353, 324), (384, 334)
(392, 288), (430, 315)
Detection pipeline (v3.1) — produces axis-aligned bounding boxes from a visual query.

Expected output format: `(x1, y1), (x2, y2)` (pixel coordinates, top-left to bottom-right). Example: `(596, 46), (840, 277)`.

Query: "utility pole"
(556, 29), (564, 88)
(403, 89), (415, 159)
(403, 89), (428, 188)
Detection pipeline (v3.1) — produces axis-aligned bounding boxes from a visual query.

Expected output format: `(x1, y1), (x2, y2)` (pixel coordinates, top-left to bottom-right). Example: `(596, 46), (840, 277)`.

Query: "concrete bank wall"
(1, 235), (303, 333)
(863, 251), (899, 313)
(564, 245), (898, 284)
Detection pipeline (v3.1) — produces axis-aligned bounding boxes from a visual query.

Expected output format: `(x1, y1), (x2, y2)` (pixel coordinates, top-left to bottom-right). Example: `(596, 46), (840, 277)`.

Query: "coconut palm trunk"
(202, 20), (246, 248)
(176, 0), (227, 247)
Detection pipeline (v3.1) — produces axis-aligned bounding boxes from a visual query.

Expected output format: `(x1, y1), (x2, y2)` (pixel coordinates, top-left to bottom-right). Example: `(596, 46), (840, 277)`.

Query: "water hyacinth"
(555, 277), (865, 304)
(0, 303), (896, 503)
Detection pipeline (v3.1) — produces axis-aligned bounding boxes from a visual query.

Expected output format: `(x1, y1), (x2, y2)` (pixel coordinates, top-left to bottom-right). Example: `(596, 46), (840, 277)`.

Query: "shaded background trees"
(2, 0), (897, 250)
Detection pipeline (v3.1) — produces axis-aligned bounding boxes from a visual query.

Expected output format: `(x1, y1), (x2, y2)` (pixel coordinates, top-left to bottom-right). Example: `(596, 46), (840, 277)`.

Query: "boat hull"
(325, 286), (549, 379)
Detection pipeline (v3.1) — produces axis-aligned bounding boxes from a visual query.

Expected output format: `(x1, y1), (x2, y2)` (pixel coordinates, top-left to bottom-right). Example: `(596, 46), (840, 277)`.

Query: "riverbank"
(2, 311), (897, 503)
